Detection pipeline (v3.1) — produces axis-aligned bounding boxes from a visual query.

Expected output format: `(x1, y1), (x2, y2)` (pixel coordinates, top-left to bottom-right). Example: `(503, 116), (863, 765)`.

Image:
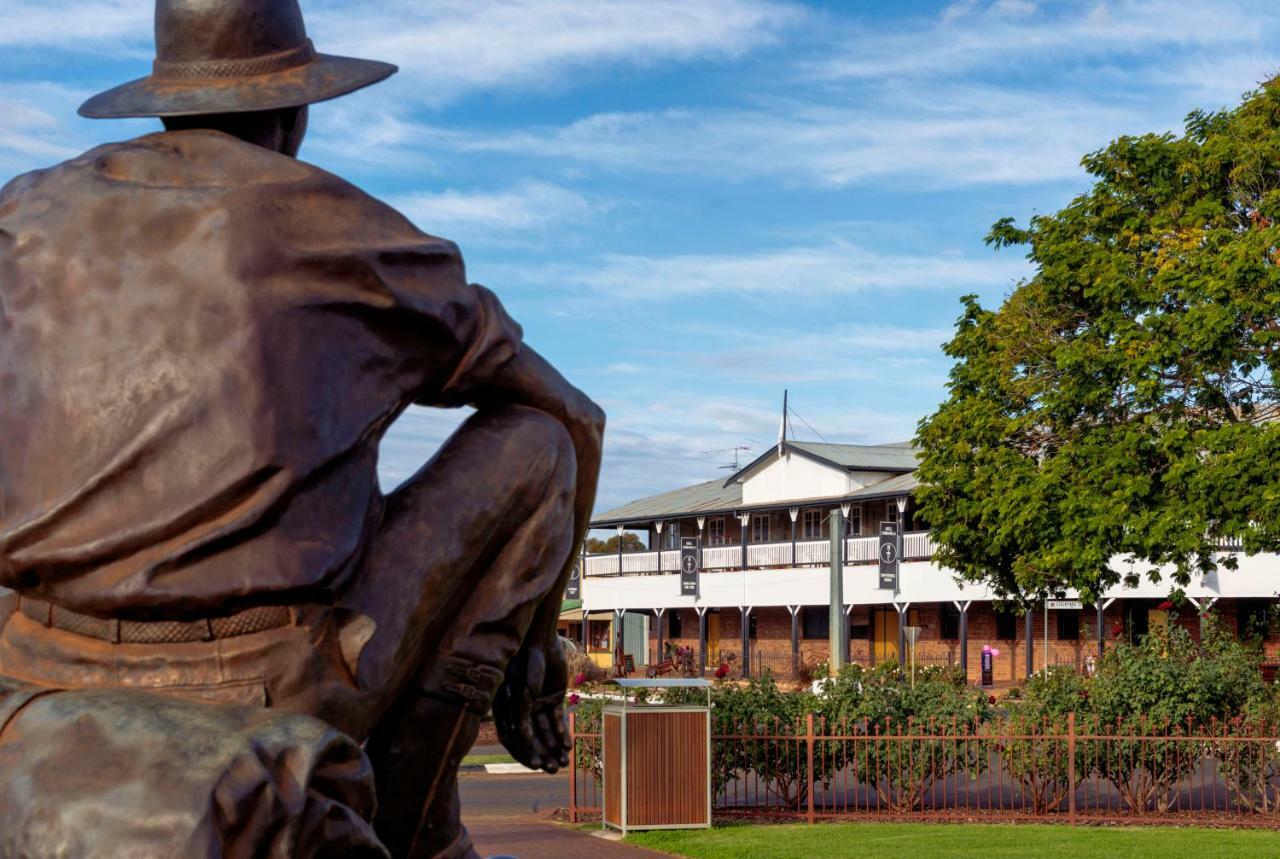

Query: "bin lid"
(611, 678), (714, 688)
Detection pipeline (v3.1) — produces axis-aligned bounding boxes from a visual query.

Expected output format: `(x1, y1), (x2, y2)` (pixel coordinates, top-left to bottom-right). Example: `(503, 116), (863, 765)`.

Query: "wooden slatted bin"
(602, 678), (712, 833)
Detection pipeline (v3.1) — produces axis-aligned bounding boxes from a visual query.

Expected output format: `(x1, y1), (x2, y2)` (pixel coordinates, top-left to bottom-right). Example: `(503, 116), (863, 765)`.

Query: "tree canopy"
(916, 80), (1280, 602)
(584, 532), (646, 554)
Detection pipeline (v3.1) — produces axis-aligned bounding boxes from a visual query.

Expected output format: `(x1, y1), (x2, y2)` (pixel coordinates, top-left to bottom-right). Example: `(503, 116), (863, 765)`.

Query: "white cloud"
(0, 0), (799, 105)
(310, 0), (801, 107)
(390, 180), (600, 244)
(500, 237), (1028, 300)
(821, 0), (1267, 83)
(363, 80), (1179, 190)
(0, 0), (150, 48)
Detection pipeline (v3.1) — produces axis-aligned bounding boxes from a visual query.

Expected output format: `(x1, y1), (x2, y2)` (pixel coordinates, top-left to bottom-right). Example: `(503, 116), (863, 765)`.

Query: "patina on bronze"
(0, 1), (604, 857)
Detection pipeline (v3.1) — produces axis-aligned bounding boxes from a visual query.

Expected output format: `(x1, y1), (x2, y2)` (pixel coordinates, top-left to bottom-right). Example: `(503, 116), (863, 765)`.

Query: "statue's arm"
(471, 345), (604, 773)
(474, 344), (605, 603)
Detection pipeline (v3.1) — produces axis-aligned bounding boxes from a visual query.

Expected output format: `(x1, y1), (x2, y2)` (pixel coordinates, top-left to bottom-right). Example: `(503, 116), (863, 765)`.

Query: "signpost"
(680, 537), (700, 597)
(878, 521), (900, 591)
(903, 625), (921, 687)
(565, 560), (581, 600)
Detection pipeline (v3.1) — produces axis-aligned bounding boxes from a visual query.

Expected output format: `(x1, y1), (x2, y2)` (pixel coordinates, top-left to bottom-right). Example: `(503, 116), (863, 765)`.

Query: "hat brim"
(78, 53), (398, 119)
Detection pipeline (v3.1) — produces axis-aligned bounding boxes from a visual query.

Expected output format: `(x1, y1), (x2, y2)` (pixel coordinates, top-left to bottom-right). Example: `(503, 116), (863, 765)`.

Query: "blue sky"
(3, 0), (1278, 514)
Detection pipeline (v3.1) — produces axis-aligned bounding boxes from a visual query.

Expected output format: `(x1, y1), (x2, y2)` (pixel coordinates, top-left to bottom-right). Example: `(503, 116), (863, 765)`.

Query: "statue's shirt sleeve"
(282, 181), (524, 410)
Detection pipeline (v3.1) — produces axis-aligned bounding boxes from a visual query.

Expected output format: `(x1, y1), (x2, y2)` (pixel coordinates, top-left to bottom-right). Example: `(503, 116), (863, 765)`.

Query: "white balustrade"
(620, 551), (659, 574)
(702, 545), (741, 569)
(747, 542), (793, 567)
(582, 530), (938, 576)
(846, 536), (878, 563)
(585, 554), (620, 576)
(903, 531), (935, 559)
(795, 540), (829, 565)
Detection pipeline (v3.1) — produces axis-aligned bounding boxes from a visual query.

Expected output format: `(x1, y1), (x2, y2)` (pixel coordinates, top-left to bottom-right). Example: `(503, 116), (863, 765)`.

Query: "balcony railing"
(583, 531), (938, 577)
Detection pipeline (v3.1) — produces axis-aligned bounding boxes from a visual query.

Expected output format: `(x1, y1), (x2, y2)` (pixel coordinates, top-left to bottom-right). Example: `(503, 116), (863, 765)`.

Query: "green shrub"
(995, 666), (1088, 812)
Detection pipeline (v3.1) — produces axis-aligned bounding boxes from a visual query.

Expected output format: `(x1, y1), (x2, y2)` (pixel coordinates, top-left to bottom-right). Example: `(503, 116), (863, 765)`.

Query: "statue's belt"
(18, 596), (294, 645)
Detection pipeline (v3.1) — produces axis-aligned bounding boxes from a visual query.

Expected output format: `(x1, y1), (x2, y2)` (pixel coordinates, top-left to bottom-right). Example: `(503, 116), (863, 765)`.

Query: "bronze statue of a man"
(0, 1), (603, 856)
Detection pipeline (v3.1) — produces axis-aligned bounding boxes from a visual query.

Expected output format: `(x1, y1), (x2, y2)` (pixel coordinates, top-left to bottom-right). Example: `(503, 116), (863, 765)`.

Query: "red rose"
(567, 693), (580, 706)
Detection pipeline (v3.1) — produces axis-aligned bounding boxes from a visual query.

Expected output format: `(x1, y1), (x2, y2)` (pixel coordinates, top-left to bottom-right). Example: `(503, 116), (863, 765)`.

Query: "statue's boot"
(367, 657), (503, 859)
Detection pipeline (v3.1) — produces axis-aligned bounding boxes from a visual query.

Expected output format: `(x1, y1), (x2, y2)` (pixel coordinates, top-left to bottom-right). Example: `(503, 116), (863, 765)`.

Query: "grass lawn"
(460, 752), (516, 766)
(625, 822), (1280, 858)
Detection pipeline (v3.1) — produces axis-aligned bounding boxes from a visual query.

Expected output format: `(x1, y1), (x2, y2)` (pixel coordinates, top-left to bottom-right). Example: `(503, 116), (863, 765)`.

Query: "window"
(940, 604), (960, 640)
(668, 611), (682, 638)
(848, 506), (862, 536)
(1123, 603), (1150, 642)
(708, 517), (726, 546)
(589, 619), (612, 651)
(749, 614), (758, 640)
(995, 610), (1018, 640)
(802, 606), (830, 639)
(662, 522), (681, 550)
(886, 501), (900, 525)
(1057, 611), (1080, 640)
(751, 514), (771, 543)
(802, 509), (824, 539)
(1239, 600), (1271, 640)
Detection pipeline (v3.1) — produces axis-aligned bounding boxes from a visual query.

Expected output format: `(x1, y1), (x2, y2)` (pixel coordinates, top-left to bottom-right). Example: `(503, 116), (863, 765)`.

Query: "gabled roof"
(589, 469), (919, 528)
(592, 478), (743, 527)
(724, 440), (919, 487)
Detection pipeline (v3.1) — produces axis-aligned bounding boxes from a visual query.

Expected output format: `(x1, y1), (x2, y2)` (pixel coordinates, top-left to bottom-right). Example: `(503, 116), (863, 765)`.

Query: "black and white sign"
(878, 521), (900, 590)
(1046, 599), (1082, 611)
(680, 537), (700, 597)
(565, 560), (581, 600)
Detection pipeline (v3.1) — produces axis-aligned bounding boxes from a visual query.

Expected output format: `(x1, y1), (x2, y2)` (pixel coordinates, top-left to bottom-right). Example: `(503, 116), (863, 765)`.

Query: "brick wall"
(645, 598), (1279, 684)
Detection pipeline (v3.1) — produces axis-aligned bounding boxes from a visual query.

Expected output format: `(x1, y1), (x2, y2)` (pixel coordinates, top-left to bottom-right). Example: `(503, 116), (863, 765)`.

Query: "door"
(871, 607), (918, 663)
(872, 608), (898, 664)
(707, 613), (721, 665)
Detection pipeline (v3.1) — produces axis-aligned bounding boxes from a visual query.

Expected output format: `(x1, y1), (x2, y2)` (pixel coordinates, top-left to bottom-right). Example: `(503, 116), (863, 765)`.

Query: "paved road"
(460, 770), (666, 857)
(459, 771), (569, 818)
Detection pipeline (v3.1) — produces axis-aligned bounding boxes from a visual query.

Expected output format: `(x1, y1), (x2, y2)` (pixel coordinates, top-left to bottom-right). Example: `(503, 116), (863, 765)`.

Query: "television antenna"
(702, 444), (753, 472)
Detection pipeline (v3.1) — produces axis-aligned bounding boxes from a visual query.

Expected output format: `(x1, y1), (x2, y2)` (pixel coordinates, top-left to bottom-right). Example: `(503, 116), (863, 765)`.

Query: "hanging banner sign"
(565, 560), (581, 600)
(878, 521), (900, 590)
(680, 537), (700, 597)
(1046, 599), (1082, 611)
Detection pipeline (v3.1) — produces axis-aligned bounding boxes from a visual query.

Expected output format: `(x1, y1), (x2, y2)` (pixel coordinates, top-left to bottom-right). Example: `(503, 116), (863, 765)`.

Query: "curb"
(459, 762), (546, 775)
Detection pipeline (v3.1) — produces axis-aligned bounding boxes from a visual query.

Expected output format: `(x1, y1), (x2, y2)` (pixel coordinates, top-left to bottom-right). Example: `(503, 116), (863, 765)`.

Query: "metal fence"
(568, 712), (1280, 827)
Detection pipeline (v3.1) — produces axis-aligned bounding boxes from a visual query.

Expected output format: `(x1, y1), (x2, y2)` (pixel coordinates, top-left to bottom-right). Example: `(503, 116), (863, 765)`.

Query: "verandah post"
(805, 712), (816, 824)
(569, 709), (578, 823)
(1067, 711), (1077, 826)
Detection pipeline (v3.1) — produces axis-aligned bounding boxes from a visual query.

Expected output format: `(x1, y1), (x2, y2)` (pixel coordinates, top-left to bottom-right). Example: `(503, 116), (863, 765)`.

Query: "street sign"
(903, 625), (921, 646)
(680, 537), (700, 597)
(878, 521), (900, 590)
(565, 560), (581, 600)
(1046, 599), (1082, 611)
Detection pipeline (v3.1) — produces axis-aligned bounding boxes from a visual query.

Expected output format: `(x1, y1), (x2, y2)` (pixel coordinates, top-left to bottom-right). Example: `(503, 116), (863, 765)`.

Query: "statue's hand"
(492, 641), (570, 774)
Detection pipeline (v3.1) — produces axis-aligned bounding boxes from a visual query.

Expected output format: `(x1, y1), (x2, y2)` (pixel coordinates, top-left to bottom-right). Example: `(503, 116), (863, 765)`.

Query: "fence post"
(568, 709), (578, 824)
(805, 712), (816, 825)
(1067, 711), (1076, 826)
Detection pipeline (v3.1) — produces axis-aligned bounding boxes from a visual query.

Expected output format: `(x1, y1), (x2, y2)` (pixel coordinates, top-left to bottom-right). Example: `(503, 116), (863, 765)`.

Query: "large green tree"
(916, 80), (1280, 601)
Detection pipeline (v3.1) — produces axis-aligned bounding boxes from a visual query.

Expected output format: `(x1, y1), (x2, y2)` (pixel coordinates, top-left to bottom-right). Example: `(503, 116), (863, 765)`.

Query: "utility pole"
(828, 508), (845, 674)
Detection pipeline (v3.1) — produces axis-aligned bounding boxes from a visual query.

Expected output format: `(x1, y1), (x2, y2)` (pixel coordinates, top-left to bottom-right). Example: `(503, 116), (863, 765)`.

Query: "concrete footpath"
(466, 816), (670, 858)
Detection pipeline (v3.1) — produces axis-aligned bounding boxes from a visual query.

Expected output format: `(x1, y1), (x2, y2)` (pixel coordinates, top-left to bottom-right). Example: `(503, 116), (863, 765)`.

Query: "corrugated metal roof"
(849, 471), (918, 498)
(592, 478), (743, 524)
(787, 441), (920, 471)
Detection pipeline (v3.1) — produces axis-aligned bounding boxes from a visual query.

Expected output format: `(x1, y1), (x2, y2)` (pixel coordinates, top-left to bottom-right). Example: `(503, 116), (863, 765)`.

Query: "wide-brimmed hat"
(79, 0), (397, 119)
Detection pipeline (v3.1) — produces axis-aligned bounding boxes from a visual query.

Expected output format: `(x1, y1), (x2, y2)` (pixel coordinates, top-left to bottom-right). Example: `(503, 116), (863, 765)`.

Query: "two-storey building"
(577, 439), (1279, 685)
